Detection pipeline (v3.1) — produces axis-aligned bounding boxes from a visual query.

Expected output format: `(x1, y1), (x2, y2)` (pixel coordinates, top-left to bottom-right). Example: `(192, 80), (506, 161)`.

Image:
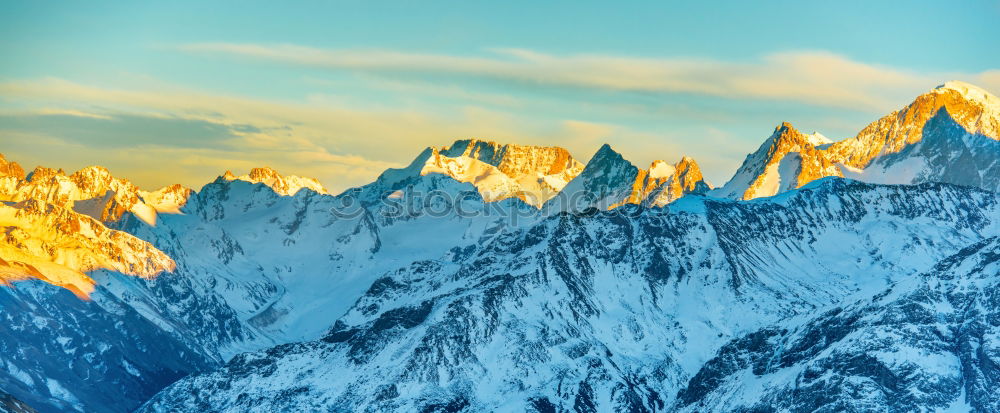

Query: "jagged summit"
(713, 121), (841, 200)
(25, 165), (65, 182)
(550, 144), (710, 210)
(0, 153), (25, 179)
(220, 166), (328, 196)
(0, 158), (160, 224)
(398, 138), (585, 207)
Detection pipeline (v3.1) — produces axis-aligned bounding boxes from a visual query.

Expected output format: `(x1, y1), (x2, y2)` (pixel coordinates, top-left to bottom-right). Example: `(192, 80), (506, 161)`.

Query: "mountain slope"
(0, 278), (215, 413)
(0, 199), (174, 297)
(138, 179), (1000, 412)
(675, 236), (1000, 412)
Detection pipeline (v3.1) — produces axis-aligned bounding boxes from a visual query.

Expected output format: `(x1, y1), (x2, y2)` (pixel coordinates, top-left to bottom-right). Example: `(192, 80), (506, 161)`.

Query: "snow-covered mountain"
(712, 122), (841, 200)
(0, 153), (549, 412)
(548, 144), (710, 211)
(139, 179), (1000, 412)
(716, 81), (1000, 200)
(2, 81), (1000, 413)
(221, 167), (328, 196)
(675, 235), (1000, 412)
(828, 80), (1000, 168)
(0, 154), (175, 297)
(382, 139), (585, 207)
(0, 198), (174, 297)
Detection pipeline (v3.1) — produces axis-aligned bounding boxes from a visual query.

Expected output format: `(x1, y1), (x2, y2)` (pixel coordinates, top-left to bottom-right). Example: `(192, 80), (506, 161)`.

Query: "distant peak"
(70, 165), (114, 182)
(247, 166), (280, 181)
(766, 121), (803, 143)
(675, 156), (701, 172)
(223, 167), (327, 196)
(444, 138), (501, 150)
(0, 153), (25, 180)
(74, 165), (110, 174)
(593, 143), (621, 158)
(773, 121), (799, 135)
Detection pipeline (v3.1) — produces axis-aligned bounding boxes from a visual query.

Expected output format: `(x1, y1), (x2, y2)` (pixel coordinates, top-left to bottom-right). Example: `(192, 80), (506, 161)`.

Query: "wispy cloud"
(0, 77), (668, 190)
(176, 43), (999, 111)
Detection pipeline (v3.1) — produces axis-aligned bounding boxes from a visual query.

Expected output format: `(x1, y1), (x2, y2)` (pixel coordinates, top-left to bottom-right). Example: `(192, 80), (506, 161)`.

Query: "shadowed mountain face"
(1, 82), (999, 413)
(675, 236), (1000, 412)
(137, 180), (1000, 412)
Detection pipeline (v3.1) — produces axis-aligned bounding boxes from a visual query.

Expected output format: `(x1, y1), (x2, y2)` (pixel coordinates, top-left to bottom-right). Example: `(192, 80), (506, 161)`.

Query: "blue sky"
(1, 1), (998, 191)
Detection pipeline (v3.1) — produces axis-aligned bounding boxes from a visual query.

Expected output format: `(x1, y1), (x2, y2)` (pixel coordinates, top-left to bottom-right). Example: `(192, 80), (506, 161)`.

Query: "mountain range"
(1, 80), (999, 412)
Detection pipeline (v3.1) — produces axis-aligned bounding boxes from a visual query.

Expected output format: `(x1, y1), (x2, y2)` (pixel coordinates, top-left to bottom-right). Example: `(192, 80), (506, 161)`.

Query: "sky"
(1, 1), (999, 192)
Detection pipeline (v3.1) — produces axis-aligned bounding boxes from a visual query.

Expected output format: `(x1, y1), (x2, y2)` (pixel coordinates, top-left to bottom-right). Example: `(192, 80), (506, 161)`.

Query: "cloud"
(176, 43), (997, 111)
(0, 78), (675, 190)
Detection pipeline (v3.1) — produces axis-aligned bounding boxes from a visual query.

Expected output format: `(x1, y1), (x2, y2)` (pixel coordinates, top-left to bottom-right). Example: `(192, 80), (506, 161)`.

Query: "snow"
(131, 203), (158, 226)
(751, 161), (782, 199)
(420, 154), (520, 202)
(647, 160), (676, 179)
(416, 140), (585, 207)
(123, 360), (142, 377)
(46, 378), (81, 409)
(846, 156), (927, 185)
(805, 132), (833, 146)
(224, 167), (328, 196)
(3, 84), (1000, 412)
(937, 80), (1000, 110)
(5, 360), (34, 386)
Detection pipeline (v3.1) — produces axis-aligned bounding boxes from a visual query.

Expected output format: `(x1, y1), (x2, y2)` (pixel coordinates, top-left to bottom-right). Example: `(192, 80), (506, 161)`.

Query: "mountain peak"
(675, 155), (702, 175)
(247, 166), (280, 182)
(771, 121), (804, 140)
(714, 120), (842, 200)
(826, 81), (1000, 170)
(549, 146), (708, 210)
(586, 144), (631, 170)
(140, 184), (193, 214)
(931, 80), (1000, 114)
(223, 167), (328, 196)
(70, 165), (116, 188)
(407, 139), (584, 207)
(0, 153), (25, 180)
